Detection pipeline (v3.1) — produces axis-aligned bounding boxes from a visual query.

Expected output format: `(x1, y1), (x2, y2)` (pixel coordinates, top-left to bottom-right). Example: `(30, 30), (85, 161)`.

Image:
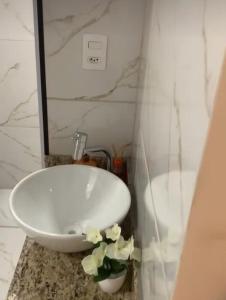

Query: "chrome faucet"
(72, 131), (88, 161)
(72, 131), (112, 171)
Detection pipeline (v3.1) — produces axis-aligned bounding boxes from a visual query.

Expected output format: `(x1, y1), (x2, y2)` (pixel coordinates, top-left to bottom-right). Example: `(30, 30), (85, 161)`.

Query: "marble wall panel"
(0, 228), (25, 300)
(132, 0), (226, 299)
(0, 0), (42, 188)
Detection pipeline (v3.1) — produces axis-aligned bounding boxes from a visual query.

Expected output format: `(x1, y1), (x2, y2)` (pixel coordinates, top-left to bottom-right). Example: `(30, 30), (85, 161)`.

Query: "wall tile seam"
(47, 98), (137, 105)
(0, 125), (39, 129)
(0, 39), (34, 42)
(0, 225), (18, 228)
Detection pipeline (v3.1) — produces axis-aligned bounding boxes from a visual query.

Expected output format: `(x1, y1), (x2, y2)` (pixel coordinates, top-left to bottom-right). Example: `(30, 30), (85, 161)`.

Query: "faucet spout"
(72, 131), (112, 171)
(72, 131), (88, 161)
(84, 147), (112, 171)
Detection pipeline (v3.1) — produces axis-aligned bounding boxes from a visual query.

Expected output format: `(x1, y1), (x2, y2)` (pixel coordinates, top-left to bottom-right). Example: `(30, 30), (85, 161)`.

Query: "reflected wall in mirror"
(42, 0), (145, 155)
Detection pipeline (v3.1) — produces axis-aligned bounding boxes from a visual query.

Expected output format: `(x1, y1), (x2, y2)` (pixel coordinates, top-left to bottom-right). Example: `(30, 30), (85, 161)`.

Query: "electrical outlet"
(82, 34), (107, 70)
(88, 56), (102, 64)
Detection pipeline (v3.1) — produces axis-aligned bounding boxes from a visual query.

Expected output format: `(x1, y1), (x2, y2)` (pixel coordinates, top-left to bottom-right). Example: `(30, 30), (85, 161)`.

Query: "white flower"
(92, 242), (107, 267)
(81, 254), (99, 275)
(105, 224), (121, 241)
(106, 236), (134, 260)
(85, 228), (103, 244)
(82, 242), (107, 275)
(130, 247), (141, 262)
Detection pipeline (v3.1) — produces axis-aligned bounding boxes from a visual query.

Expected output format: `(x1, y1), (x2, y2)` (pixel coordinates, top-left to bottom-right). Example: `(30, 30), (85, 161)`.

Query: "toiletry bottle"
(112, 144), (130, 183)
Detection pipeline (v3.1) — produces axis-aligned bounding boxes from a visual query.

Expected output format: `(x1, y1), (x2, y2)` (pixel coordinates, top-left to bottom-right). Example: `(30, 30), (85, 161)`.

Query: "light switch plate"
(82, 34), (107, 70)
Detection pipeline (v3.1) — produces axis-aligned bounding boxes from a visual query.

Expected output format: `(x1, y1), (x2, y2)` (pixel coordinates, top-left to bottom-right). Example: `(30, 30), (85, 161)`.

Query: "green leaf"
(102, 256), (112, 270)
(110, 259), (127, 274)
(93, 266), (111, 282)
(93, 241), (101, 249)
(105, 238), (115, 244)
(93, 257), (128, 281)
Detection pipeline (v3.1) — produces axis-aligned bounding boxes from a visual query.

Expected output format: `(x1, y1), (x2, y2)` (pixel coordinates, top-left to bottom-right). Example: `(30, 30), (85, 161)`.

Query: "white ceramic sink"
(9, 165), (131, 253)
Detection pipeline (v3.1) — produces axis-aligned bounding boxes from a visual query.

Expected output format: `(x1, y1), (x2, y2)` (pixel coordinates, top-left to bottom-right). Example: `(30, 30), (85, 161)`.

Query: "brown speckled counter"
(7, 155), (137, 300)
(7, 239), (136, 300)
(44, 154), (107, 169)
(44, 154), (73, 167)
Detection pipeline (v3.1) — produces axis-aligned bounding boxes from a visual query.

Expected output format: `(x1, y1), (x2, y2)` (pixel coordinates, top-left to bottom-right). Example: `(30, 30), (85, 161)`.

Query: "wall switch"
(82, 34), (107, 70)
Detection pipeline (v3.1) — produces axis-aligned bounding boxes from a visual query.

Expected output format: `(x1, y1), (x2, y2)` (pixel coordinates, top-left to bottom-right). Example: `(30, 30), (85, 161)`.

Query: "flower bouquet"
(81, 224), (140, 293)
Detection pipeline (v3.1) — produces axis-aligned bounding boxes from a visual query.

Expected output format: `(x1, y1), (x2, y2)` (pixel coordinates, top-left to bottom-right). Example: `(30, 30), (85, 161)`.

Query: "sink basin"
(9, 165), (131, 252)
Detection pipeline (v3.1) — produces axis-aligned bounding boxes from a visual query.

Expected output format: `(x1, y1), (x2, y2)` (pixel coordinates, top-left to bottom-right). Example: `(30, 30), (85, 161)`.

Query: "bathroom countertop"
(44, 154), (73, 166)
(7, 238), (136, 300)
(7, 155), (137, 300)
(44, 154), (107, 169)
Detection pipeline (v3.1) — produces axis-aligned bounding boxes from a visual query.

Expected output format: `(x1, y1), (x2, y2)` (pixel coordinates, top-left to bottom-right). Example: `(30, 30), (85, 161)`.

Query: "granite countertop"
(7, 239), (136, 300)
(7, 155), (137, 300)
(44, 154), (107, 169)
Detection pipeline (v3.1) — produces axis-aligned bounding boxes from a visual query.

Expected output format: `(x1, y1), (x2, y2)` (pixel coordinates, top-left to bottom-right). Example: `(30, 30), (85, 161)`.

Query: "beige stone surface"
(7, 238), (135, 300)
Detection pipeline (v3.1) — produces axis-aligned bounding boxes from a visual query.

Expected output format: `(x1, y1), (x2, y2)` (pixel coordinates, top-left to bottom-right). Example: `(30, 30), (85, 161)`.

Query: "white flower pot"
(98, 271), (127, 294)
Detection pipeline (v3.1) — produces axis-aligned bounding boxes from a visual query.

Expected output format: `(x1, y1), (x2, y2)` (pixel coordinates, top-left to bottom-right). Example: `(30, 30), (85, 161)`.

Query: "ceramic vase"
(98, 271), (127, 294)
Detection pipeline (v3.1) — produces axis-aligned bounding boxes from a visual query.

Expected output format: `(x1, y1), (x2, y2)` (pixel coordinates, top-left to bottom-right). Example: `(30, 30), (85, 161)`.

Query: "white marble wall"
(0, 190), (26, 300)
(43, 0), (145, 155)
(133, 0), (226, 299)
(0, 0), (42, 188)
